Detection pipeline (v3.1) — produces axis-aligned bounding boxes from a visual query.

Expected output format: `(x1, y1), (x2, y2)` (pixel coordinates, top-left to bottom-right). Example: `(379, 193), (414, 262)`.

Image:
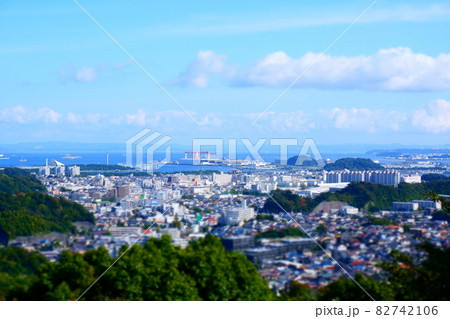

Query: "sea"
(0, 151), (402, 173)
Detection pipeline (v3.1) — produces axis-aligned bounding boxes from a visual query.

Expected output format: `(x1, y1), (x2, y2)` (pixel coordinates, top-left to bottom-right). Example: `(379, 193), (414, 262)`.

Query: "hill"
(324, 158), (384, 171)
(421, 173), (450, 182)
(0, 169), (94, 245)
(263, 181), (450, 213)
(0, 168), (46, 194)
(286, 155), (318, 166)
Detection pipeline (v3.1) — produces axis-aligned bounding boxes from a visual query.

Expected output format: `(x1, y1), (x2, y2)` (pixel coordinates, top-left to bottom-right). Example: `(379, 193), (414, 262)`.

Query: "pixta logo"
(191, 137), (325, 167)
(126, 129), (325, 173)
(126, 128), (172, 173)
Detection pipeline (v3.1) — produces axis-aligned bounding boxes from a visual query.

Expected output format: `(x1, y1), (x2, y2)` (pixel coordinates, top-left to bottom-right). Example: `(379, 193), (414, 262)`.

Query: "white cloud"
(247, 110), (313, 133)
(126, 109), (147, 126)
(3, 100), (450, 137)
(59, 61), (131, 84)
(169, 51), (235, 88)
(36, 107), (62, 123)
(174, 48), (450, 91)
(412, 99), (450, 133)
(74, 67), (98, 83)
(0, 105), (62, 124)
(320, 108), (407, 133)
(66, 112), (83, 124)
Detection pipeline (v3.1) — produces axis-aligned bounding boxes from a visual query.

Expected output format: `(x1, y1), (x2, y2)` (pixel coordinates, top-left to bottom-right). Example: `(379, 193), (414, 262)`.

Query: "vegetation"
(227, 189), (265, 196)
(255, 214), (274, 221)
(283, 202), (450, 301)
(256, 227), (305, 239)
(263, 189), (311, 212)
(324, 158), (384, 171)
(2, 234), (450, 301)
(314, 224), (328, 234)
(171, 215), (182, 229)
(0, 193), (95, 245)
(428, 191), (450, 215)
(263, 181), (450, 213)
(0, 235), (275, 301)
(278, 242), (450, 301)
(365, 217), (397, 226)
(286, 155), (318, 166)
(0, 169), (94, 245)
(0, 170), (46, 194)
(421, 173), (449, 182)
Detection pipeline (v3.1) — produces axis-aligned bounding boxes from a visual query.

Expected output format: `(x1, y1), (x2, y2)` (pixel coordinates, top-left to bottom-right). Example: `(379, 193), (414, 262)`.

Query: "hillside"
(286, 155), (318, 166)
(421, 173), (450, 182)
(0, 168), (46, 194)
(263, 181), (450, 213)
(324, 158), (384, 171)
(0, 169), (94, 245)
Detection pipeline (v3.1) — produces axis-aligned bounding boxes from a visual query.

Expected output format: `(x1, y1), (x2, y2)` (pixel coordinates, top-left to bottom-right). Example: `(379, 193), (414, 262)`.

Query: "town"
(8, 156), (449, 294)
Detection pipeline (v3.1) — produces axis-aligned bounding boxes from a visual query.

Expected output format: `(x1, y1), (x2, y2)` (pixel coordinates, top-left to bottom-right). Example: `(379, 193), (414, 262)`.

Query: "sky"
(1, 0), (450, 150)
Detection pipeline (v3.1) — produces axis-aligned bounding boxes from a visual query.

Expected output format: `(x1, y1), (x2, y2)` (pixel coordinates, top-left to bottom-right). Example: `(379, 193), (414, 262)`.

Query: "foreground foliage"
(1, 237), (450, 300)
(280, 243), (450, 301)
(0, 235), (275, 301)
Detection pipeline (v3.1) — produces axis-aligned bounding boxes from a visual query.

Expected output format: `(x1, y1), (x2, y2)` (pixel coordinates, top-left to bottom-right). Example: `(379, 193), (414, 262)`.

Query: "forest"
(323, 158), (384, 171)
(0, 169), (94, 245)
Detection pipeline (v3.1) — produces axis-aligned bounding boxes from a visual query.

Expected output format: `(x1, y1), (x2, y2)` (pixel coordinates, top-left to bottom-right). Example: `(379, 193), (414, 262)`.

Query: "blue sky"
(1, 0), (450, 148)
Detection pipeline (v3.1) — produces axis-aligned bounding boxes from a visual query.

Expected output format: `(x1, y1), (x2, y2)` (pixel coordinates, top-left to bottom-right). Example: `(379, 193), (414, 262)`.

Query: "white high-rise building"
(67, 165), (80, 176)
(39, 166), (51, 176)
(54, 165), (65, 176)
(221, 200), (255, 225)
(212, 173), (232, 186)
(325, 170), (400, 186)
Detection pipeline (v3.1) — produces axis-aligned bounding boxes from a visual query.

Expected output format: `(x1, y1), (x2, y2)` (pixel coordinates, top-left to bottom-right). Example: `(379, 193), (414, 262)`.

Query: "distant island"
(324, 158), (384, 171)
(367, 148), (450, 157)
(286, 155), (318, 166)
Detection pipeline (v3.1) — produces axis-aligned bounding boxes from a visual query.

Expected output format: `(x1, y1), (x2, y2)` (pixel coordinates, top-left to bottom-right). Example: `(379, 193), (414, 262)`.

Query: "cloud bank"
(172, 48), (450, 92)
(1, 99), (449, 135)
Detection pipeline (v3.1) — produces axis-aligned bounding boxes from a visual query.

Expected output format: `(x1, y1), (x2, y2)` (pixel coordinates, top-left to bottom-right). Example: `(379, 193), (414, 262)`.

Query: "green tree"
(180, 235), (274, 300)
(379, 243), (450, 301)
(317, 273), (394, 301)
(315, 224), (328, 234)
(172, 215), (182, 229)
(428, 191), (450, 214)
(281, 281), (315, 301)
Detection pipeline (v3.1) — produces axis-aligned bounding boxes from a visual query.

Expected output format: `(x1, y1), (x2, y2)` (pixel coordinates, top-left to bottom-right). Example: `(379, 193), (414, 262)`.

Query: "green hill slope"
(0, 169), (94, 245)
(324, 158), (384, 171)
(263, 181), (450, 213)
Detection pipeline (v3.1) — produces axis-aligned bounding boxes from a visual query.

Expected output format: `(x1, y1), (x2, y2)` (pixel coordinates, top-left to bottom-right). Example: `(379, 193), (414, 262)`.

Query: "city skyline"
(1, 0), (450, 146)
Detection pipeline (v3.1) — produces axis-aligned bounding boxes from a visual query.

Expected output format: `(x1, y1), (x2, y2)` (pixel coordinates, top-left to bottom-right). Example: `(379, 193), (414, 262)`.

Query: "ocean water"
(0, 151), (399, 170)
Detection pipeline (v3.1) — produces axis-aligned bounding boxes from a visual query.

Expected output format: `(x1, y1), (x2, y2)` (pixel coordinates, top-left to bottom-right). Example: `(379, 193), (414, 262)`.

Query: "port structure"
(182, 151), (222, 164)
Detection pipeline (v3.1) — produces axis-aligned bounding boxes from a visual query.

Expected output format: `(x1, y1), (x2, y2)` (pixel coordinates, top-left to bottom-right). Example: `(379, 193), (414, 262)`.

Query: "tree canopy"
(0, 171), (46, 194)
(0, 170), (94, 245)
(0, 235), (275, 301)
(324, 158), (384, 171)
